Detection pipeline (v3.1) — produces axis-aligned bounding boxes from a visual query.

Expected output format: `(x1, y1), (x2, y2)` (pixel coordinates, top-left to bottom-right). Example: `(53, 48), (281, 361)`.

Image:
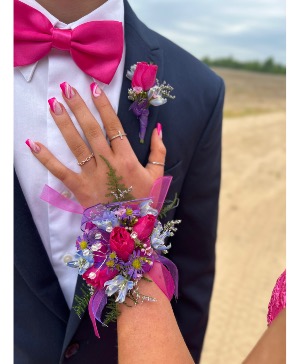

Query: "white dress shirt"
(14, 0), (125, 308)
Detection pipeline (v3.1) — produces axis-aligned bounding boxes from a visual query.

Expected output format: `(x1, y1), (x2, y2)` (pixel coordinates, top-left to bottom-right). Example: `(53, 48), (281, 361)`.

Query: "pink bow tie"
(14, 0), (123, 84)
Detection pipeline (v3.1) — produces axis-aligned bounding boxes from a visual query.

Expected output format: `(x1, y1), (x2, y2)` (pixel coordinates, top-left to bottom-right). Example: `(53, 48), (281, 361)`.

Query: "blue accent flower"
(139, 199), (158, 217)
(151, 222), (172, 252)
(67, 249), (94, 275)
(92, 210), (119, 232)
(104, 275), (134, 303)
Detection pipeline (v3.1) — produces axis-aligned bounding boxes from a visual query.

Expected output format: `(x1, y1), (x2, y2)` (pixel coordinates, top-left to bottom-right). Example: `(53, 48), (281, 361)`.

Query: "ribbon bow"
(14, 0), (124, 84)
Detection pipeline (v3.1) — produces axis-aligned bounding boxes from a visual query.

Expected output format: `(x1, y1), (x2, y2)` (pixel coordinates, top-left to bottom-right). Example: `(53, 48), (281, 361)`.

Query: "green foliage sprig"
(159, 193), (179, 219)
(102, 297), (121, 326)
(99, 155), (135, 202)
(73, 284), (93, 319)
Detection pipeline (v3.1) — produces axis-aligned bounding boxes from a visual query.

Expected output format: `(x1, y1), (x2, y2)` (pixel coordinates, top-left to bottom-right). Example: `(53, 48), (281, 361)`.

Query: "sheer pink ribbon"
(40, 185), (84, 214)
(40, 176), (172, 215)
(40, 176), (177, 338)
(88, 288), (107, 338)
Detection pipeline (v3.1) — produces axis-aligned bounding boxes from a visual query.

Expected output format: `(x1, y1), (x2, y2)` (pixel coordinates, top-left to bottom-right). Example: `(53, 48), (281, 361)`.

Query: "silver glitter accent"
(88, 272), (96, 279)
(91, 243), (102, 251)
(130, 232), (138, 239)
(95, 233), (102, 240)
(82, 249), (90, 256)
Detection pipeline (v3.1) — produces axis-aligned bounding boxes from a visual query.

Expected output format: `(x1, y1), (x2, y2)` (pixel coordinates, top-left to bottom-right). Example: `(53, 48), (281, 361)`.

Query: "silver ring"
(78, 152), (95, 166)
(109, 130), (127, 142)
(148, 161), (165, 167)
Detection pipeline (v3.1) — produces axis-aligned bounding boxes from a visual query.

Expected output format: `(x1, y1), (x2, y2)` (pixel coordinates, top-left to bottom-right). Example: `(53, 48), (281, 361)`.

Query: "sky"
(128, 0), (286, 65)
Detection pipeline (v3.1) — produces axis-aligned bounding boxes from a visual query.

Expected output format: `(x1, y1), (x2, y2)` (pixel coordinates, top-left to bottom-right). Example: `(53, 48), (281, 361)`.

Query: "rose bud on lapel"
(83, 266), (118, 289)
(132, 62), (158, 91)
(109, 227), (135, 261)
(133, 214), (156, 241)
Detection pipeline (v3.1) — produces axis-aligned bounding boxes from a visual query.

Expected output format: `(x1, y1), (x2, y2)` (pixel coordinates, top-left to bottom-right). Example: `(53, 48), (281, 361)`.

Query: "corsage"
(40, 157), (180, 338)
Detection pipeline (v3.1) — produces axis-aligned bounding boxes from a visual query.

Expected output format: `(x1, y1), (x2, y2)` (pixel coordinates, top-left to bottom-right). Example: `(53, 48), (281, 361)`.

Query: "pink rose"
(83, 266), (118, 289)
(109, 227), (135, 261)
(133, 214), (156, 241)
(132, 62), (158, 91)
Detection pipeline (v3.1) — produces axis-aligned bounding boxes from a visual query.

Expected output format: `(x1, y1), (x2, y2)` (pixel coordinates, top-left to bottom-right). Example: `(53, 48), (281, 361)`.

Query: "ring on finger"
(109, 130), (127, 142)
(78, 152), (95, 166)
(148, 161), (165, 167)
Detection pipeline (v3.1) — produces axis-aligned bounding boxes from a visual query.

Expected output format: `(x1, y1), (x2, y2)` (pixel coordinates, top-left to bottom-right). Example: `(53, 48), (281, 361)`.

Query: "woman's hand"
(26, 82), (166, 208)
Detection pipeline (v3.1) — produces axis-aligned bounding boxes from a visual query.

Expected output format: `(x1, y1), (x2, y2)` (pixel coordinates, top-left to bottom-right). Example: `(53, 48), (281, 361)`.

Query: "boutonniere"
(126, 62), (175, 143)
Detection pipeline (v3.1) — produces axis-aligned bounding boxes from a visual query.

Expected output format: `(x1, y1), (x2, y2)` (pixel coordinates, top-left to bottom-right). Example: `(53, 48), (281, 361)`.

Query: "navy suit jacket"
(14, 1), (225, 363)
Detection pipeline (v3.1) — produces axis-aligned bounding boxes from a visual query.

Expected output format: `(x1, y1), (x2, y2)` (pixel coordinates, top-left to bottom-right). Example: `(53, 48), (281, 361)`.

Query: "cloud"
(128, 0), (286, 64)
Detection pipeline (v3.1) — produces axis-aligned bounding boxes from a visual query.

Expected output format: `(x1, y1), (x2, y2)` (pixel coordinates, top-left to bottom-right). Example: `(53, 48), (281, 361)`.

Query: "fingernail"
(25, 139), (41, 153)
(90, 82), (101, 97)
(48, 97), (63, 115)
(157, 123), (163, 139)
(60, 82), (75, 99)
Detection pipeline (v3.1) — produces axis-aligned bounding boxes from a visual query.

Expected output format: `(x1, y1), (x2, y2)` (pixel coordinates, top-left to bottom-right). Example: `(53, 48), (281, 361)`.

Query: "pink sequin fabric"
(267, 270), (286, 325)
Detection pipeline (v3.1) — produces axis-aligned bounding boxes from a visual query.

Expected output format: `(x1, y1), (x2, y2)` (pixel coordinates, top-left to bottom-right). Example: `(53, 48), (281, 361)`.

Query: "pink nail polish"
(60, 82), (75, 99)
(157, 123), (163, 139)
(48, 97), (63, 115)
(90, 82), (101, 97)
(25, 139), (41, 153)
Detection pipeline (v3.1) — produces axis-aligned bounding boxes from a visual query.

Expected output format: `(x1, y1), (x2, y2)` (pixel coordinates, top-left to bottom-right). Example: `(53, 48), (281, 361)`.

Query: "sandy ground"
(200, 68), (286, 364)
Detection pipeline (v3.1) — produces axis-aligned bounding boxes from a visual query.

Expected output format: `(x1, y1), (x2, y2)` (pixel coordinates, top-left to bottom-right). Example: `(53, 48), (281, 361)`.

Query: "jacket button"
(64, 342), (80, 359)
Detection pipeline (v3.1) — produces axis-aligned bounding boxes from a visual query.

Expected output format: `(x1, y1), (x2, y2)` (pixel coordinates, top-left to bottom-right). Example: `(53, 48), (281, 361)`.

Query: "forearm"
(242, 309), (286, 364)
(117, 275), (194, 364)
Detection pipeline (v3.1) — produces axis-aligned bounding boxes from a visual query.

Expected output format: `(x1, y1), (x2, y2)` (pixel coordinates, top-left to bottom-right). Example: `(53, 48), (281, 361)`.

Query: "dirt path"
(200, 69), (286, 363)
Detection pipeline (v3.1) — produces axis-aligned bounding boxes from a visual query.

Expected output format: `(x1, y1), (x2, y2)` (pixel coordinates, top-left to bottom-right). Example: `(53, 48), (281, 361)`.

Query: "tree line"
(202, 56), (286, 75)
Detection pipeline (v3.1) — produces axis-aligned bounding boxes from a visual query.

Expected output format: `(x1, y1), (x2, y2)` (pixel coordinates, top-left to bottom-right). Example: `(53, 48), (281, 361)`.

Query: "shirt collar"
(17, 0), (125, 81)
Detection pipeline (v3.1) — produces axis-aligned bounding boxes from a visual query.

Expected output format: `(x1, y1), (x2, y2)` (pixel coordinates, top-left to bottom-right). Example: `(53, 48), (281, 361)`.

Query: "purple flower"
(125, 250), (153, 280)
(75, 234), (89, 250)
(129, 99), (150, 143)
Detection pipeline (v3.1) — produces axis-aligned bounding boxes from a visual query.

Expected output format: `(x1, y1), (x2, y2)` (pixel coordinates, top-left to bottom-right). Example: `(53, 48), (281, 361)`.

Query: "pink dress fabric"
(267, 269), (286, 326)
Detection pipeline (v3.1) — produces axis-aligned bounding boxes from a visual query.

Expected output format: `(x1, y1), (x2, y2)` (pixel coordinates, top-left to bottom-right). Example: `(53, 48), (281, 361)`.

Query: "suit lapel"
(14, 171), (69, 324)
(61, 275), (85, 356)
(118, 0), (164, 166)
